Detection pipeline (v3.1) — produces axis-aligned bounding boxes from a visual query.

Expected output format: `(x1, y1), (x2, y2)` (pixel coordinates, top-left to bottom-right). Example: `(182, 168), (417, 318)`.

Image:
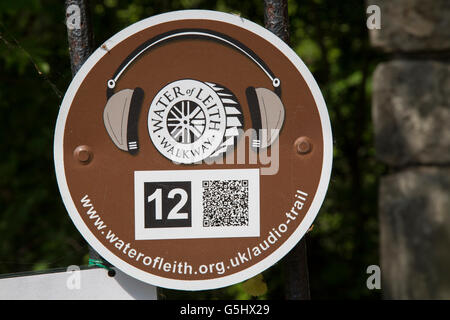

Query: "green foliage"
(0, 0), (383, 299)
(241, 274), (268, 297)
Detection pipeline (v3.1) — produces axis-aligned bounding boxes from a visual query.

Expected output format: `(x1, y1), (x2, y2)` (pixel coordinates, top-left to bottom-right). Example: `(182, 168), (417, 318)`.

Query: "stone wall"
(368, 0), (450, 299)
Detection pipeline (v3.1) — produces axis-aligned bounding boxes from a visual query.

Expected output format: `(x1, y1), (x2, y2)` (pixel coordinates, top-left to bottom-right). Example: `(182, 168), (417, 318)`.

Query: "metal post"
(65, 0), (94, 75)
(263, 0), (311, 300)
(64, 0), (106, 267)
(284, 238), (310, 299)
(263, 0), (290, 44)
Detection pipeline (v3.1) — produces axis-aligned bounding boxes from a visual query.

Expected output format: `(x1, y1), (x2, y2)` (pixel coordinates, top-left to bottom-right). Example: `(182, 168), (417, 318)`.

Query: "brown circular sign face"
(54, 10), (332, 290)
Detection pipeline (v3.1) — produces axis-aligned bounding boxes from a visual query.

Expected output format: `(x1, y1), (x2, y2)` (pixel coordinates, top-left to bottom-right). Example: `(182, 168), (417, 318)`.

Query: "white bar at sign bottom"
(134, 168), (260, 240)
(0, 267), (157, 300)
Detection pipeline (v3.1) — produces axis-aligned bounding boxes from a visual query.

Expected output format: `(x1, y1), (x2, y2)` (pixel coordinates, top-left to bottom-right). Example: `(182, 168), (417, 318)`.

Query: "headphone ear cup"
(246, 87), (285, 148)
(103, 88), (143, 154)
(126, 87), (144, 155)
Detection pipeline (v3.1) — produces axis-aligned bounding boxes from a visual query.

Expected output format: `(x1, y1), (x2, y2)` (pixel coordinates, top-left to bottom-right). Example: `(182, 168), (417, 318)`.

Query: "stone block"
(368, 0), (450, 52)
(379, 167), (450, 299)
(372, 60), (450, 166)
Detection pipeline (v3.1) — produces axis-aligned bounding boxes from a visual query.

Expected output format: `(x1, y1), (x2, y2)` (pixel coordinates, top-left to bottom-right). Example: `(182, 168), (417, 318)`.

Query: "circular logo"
(148, 79), (243, 164)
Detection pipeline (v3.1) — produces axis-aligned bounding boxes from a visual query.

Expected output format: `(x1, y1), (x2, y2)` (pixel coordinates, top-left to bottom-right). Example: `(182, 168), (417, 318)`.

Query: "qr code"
(202, 180), (249, 227)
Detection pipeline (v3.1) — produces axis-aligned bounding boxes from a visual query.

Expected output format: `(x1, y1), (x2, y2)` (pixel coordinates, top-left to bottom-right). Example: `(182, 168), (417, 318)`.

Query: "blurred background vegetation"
(0, 0), (385, 299)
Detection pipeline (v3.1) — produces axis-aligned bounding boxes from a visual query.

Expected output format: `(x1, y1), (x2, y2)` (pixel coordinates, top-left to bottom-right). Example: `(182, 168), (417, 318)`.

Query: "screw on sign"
(54, 10), (332, 290)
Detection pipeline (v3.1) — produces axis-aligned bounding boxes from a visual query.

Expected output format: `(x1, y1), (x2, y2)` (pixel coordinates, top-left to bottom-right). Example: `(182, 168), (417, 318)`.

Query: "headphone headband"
(106, 28), (281, 97)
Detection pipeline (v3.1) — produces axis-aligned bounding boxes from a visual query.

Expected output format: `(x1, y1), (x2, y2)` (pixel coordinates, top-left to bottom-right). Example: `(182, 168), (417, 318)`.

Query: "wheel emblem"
(166, 100), (206, 144)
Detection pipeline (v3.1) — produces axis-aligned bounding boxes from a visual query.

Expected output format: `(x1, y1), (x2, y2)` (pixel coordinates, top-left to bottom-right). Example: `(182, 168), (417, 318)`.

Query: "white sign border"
(54, 9), (333, 291)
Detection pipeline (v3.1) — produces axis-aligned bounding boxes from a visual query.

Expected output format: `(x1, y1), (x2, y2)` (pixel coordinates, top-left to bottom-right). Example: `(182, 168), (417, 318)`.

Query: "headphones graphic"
(103, 28), (285, 156)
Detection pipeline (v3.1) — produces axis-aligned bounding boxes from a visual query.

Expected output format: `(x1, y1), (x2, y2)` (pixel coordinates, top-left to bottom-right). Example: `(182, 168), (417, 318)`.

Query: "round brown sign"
(54, 10), (332, 290)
